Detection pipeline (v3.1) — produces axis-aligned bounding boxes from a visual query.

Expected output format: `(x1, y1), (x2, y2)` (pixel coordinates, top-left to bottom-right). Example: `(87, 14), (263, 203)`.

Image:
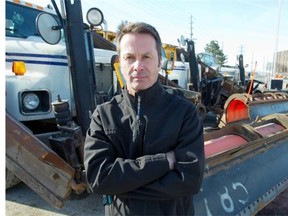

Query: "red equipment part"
(220, 92), (288, 126)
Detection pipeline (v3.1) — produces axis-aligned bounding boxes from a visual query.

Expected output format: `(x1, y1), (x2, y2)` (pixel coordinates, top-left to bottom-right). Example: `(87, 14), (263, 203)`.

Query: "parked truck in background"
(6, 0), (288, 215)
(5, 0), (118, 201)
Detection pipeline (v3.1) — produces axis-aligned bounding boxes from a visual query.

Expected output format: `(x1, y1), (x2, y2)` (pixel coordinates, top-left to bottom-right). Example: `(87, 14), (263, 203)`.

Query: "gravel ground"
(6, 183), (288, 215)
(6, 183), (105, 216)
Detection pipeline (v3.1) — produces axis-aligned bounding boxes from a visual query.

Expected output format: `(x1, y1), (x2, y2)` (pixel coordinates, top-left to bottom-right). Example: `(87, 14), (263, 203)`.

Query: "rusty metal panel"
(6, 112), (75, 208)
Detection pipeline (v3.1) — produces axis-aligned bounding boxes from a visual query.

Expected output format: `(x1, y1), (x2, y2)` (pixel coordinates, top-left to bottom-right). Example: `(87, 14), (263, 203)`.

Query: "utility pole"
(272, 0), (282, 77)
(239, 44), (244, 55)
(189, 15), (197, 43)
(190, 15), (194, 41)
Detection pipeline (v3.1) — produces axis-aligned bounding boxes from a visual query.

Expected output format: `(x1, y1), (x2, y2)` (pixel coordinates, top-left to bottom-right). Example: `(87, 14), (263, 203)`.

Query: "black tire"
(196, 103), (207, 120)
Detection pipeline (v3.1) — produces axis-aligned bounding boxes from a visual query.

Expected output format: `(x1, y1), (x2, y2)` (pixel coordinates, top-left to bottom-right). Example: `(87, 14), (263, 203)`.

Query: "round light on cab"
(23, 93), (40, 110)
(86, 8), (104, 26)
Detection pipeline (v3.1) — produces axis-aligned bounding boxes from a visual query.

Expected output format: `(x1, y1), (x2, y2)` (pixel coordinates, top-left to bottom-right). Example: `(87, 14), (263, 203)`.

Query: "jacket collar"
(123, 79), (164, 107)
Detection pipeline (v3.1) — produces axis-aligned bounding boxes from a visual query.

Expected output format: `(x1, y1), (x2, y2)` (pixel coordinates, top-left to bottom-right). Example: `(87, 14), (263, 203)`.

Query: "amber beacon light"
(12, 61), (26, 75)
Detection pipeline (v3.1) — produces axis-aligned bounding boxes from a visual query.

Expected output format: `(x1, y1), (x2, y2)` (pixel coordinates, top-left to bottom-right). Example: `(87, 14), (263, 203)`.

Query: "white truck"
(5, 0), (118, 206)
(6, 0), (118, 126)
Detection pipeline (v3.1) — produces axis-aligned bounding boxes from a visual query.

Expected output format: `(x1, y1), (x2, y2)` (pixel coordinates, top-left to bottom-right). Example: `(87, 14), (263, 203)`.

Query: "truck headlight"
(20, 90), (51, 115)
(23, 93), (40, 110)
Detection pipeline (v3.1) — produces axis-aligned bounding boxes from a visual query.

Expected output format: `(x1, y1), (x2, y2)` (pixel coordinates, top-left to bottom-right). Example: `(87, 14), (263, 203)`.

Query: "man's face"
(119, 33), (160, 96)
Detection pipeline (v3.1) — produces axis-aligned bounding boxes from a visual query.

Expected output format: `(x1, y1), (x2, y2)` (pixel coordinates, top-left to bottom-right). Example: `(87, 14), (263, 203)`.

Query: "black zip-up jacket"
(84, 81), (205, 215)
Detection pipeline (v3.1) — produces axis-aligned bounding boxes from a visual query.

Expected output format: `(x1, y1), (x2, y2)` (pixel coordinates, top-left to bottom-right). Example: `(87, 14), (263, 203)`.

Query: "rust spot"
(52, 173), (60, 180)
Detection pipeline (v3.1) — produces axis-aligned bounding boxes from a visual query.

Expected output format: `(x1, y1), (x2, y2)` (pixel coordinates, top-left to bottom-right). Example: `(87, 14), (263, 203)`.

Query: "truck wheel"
(196, 103), (207, 120)
(6, 169), (21, 189)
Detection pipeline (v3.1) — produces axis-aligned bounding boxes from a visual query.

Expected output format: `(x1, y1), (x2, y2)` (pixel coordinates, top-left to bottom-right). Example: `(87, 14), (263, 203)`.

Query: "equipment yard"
(5, 0), (288, 215)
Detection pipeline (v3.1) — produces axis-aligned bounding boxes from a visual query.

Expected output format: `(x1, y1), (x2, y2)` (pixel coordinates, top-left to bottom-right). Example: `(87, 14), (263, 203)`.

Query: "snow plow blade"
(6, 112), (76, 208)
(220, 92), (288, 127)
(195, 113), (288, 215)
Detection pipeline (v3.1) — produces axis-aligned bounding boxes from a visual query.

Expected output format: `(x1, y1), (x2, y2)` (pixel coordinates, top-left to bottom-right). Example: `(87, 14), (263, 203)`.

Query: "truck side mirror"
(36, 12), (62, 45)
(161, 59), (174, 71)
(161, 59), (174, 86)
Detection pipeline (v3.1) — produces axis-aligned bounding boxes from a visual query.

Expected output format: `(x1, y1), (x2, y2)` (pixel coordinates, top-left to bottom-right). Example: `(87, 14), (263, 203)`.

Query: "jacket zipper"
(136, 95), (141, 120)
(135, 94), (145, 156)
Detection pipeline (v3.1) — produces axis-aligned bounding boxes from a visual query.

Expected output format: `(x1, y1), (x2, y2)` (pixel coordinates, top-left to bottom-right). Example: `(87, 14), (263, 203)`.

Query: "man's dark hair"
(116, 22), (162, 63)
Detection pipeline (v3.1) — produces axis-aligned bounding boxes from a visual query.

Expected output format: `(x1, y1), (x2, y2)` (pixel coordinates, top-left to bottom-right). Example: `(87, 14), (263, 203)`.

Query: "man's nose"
(133, 60), (144, 72)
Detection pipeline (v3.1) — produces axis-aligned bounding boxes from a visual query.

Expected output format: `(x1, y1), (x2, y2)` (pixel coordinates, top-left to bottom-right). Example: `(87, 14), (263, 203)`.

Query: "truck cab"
(5, 0), (117, 133)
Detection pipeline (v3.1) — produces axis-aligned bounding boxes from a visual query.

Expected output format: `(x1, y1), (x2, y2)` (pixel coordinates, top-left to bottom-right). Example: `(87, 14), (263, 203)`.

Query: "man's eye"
(125, 56), (134, 60)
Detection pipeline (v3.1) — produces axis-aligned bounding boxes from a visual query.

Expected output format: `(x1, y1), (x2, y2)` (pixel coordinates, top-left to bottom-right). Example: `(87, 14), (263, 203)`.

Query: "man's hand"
(166, 150), (176, 170)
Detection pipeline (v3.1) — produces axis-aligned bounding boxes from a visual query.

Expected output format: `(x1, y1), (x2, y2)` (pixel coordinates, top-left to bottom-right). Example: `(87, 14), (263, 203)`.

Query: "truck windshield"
(6, 2), (57, 38)
(198, 53), (217, 67)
